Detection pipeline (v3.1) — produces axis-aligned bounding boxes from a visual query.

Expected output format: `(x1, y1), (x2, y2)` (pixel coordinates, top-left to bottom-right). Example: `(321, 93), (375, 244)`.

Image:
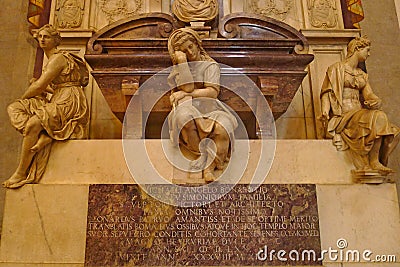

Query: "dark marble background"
(85, 184), (321, 266)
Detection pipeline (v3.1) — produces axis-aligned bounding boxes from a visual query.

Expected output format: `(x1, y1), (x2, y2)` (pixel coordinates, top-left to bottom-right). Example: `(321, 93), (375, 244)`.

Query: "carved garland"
(56, 0), (84, 28)
(248, 0), (294, 21)
(308, 0), (338, 28)
(98, 0), (143, 23)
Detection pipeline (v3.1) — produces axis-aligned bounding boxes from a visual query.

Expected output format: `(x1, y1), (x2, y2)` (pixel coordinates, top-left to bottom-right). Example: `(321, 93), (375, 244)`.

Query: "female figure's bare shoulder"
(46, 52), (68, 70)
(320, 36), (400, 177)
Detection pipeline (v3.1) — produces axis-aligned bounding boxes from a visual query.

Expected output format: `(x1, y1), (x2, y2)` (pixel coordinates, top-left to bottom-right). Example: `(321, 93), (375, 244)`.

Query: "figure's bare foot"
(190, 153), (207, 170)
(370, 161), (393, 172)
(203, 161), (217, 183)
(357, 165), (373, 171)
(215, 160), (227, 170)
(30, 133), (52, 152)
(203, 170), (216, 183)
(3, 172), (27, 189)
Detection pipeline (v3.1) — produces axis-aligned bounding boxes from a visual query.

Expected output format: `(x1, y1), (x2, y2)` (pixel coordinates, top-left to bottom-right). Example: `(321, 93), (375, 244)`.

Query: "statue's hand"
(175, 51), (187, 64)
(45, 85), (54, 94)
(38, 85), (54, 99)
(321, 110), (329, 121)
(364, 99), (382, 110)
(170, 90), (188, 106)
(29, 78), (38, 84)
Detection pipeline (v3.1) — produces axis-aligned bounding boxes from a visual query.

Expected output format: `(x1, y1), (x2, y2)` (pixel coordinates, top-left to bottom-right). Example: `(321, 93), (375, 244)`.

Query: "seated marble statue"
(172, 0), (218, 23)
(4, 24), (89, 188)
(321, 36), (399, 172)
(167, 28), (237, 182)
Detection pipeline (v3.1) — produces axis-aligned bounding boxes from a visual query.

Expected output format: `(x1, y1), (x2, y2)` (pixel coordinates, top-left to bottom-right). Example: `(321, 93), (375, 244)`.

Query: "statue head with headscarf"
(168, 28), (214, 65)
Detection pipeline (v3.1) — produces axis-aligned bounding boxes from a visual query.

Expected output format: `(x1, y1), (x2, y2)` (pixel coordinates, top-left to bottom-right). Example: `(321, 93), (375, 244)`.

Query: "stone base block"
(1, 140), (398, 266)
(352, 170), (395, 184)
(0, 185), (88, 265)
(0, 264), (83, 267)
(0, 183), (399, 266)
(317, 184), (400, 266)
(41, 139), (356, 185)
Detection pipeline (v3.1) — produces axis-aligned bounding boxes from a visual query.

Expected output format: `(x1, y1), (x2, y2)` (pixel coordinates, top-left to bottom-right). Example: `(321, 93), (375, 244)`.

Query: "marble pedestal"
(0, 140), (399, 266)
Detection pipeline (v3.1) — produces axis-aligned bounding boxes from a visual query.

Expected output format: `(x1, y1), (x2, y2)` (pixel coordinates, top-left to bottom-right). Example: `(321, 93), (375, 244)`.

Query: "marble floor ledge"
(0, 265), (340, 267)
(1, 263), (397, 267)
(36, 139), (369, 185)
(323, 263), (399, 267)
(0, 264), (84, 267)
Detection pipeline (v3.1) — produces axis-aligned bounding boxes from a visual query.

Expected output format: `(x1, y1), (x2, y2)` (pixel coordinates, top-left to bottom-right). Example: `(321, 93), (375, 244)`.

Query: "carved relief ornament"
(56, 0), (84, 28)
(98, 0), (143, 23)
(247, 0), (294, 21)
(172, 0), (218, 23)
(308, 0), (338, 28)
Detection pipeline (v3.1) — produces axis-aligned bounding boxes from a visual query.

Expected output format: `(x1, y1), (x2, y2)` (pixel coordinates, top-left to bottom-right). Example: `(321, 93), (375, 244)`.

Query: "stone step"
(1, 183), (399, 266)
(42, 139), (355, 185)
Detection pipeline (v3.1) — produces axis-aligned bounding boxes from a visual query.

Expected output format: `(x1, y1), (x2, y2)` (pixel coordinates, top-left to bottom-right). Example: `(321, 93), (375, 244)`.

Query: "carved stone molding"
(218, 12), (309, 54)
(308, 0), (338, 28)
(56, 0), (84, 28)
(247, 0), (294, 21)
(85, 13), (314, 133)
(86, 13), (184, 55)
(98, 0), (143, 23)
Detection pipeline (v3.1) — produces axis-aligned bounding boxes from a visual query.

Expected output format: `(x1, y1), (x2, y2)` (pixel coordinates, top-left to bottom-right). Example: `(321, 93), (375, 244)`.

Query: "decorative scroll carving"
(219, 13), (309, 54)
(98, 0), (143, 23)
(308, 0), (338, 28)
(86, 13), (184, 54)
(56, 0), (84, 28)
(247, 0), (294, 21)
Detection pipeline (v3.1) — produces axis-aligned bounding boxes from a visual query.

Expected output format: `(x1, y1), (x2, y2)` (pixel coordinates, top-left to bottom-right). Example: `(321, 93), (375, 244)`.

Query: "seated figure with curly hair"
(4, 24), (89, 188)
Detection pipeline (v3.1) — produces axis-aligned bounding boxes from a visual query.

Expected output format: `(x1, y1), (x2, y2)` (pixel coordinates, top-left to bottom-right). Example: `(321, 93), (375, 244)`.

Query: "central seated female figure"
(167, 28), (238, 182)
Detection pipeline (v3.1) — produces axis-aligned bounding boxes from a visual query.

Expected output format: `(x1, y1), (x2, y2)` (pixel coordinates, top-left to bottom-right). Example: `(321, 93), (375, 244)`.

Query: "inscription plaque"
(85, 184), (321, 266)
